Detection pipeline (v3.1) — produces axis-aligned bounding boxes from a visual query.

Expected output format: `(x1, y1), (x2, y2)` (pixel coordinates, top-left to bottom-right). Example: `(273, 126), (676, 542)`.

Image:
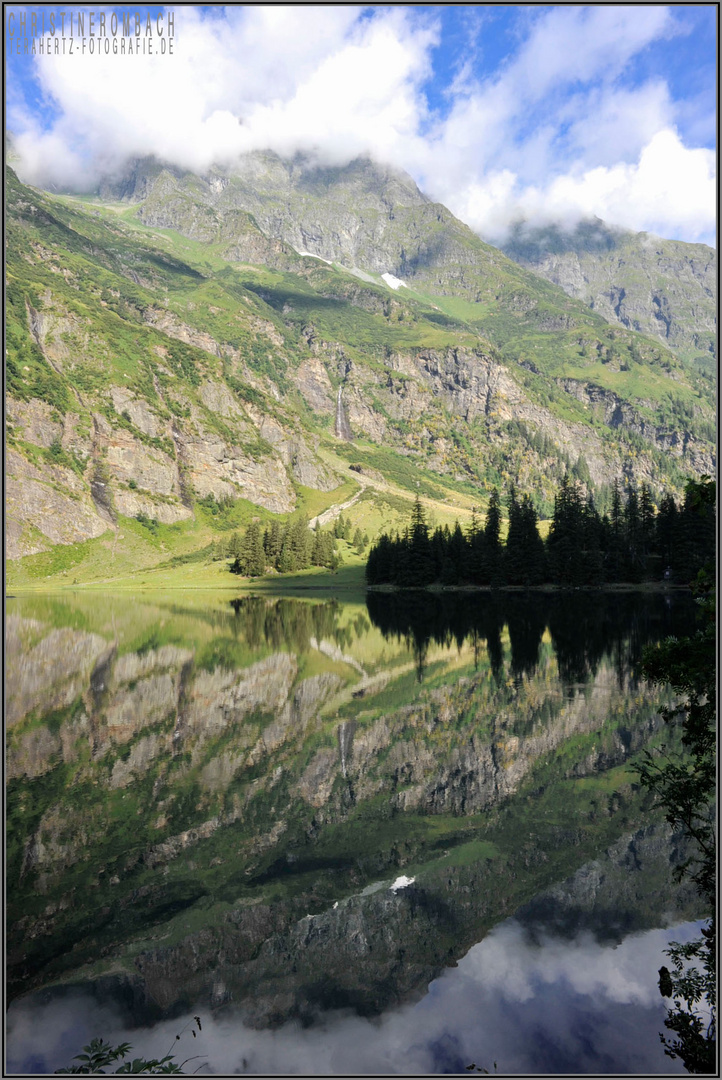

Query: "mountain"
(6, 592), (701, 1012)
(5, 158), (716, 582)
(501, 217), (716, 368)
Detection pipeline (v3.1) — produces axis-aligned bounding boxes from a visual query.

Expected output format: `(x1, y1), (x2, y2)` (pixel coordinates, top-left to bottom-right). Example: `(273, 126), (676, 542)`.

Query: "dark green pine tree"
(395, 526), (413, 586)
(639, 483), (656, 579)
(547, 474), (586, 585)
(624, 484), (642, 582)
(407, 494), (435, 586)
(242, 521), (266, 576)
(484, 488), (504, 586)
(571, 453), (591, 486)
(226, 530), (243, 560)
(431, 525), (449, 582)
(277, 523), (296, 573)
(311, 522), (324, 565)
(519, 494), (546, 585)
(677, 477), (716, 583)
(311, 523), (338, 568)
(466, 506), (484, 584)
(447, 521), (467, 585)
(581, 494), (604, 585)
(656, 493), (679, 578)
(264, 521), (282, 568)
(289, 515), (311, 569)
(366, 532), (393, 584)
(605, 479), (625, 582)
(505, 485), (525, 585)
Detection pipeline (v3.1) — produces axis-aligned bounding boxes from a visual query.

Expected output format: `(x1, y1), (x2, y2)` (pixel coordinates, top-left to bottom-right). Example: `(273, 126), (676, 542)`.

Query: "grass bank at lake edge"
(8, 561), (369, 602)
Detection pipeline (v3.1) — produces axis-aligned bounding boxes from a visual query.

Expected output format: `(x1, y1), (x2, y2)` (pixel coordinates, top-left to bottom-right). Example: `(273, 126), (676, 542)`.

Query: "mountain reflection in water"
(5, 589), (700, 1074)
(7, 917), (694, 1074)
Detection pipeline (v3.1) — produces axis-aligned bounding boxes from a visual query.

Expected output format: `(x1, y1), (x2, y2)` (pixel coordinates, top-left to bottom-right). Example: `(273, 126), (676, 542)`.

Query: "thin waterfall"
(335, 386), (353, 440)
(337, 719), (356, 777)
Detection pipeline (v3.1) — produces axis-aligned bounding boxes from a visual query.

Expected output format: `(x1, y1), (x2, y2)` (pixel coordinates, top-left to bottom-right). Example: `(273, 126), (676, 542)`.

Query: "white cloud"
(7, 919), (699, 1075)
(542, 129), (715, 240)
(445, 129), (716, 246)
(10, 6), (436, 182)
(7, 4), (715, 245)
(412, 7), (715, 245)
(505, 5), (676, 99)
(559, 81), (674, 168)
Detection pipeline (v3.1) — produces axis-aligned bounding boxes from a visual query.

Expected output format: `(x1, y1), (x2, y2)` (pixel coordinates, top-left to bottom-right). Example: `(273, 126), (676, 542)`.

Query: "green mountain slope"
(5, 162), (715, 583)
(501, 217), (716, 367)
(6, 592), (699, 1010)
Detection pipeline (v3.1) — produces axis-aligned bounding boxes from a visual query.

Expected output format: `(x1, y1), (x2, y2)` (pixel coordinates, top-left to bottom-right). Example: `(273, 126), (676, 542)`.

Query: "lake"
(6, 589), (701, 1074)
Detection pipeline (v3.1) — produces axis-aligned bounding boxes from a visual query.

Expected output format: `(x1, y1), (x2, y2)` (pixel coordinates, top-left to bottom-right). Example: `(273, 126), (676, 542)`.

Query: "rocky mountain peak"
(501, 217), (717, 363)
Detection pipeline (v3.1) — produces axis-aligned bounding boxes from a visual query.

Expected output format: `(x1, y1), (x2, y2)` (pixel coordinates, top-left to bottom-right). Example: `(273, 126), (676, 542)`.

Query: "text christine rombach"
(6, 10), (175, 55)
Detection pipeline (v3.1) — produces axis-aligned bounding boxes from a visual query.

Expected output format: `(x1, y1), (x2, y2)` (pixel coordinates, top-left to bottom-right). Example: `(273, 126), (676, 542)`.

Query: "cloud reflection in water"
(8, 919), (696, 1075)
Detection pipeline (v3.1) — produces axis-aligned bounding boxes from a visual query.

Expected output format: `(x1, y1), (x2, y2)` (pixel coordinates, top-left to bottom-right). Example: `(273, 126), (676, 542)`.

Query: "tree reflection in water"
(229, 596), (344, 653)
(365, 590), (699, 687)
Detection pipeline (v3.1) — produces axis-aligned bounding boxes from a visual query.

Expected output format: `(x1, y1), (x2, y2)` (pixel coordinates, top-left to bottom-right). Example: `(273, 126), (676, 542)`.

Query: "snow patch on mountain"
(382, 272), (407, 290)
(296, 250), (333, 264)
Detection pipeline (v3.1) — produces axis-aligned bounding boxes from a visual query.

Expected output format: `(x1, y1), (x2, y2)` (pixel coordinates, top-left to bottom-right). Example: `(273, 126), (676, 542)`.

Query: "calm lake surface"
(6, 589), (701, 1074)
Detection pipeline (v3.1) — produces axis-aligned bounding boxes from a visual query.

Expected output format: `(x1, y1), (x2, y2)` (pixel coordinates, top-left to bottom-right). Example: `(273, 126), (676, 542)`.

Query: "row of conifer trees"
(365, 476), (715, 587)
(224, 515), (369, 576)
(228, 518), (340, 575)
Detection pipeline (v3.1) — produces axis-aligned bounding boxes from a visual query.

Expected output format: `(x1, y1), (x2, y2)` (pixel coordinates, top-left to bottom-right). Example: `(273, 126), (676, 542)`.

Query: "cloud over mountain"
(7, 5), (716, 244)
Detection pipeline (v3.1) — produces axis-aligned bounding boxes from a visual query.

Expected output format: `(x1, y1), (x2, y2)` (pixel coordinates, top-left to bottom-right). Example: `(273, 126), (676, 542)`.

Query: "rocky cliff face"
(502, 217), (717, 364)
(126, 820), (699, 1027)
(104, 154), (437, 276)
(515, 821), (699, 942)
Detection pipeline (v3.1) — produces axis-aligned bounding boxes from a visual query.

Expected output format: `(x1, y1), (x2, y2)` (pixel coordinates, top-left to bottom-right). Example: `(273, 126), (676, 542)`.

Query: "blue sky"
(5, 4), (717, 244)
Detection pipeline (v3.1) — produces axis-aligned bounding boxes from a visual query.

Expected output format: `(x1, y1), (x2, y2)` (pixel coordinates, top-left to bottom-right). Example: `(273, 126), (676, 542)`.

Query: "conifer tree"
(572, 454), (591, 486)
(290, 515), (311, 568)
(581, 494), (604, 585)
(605, 480), (625, 582)
(264, 521), (282, 567)
(448, 521), (467, 584)
(505, 485), (524, 585)
(466, 506), (484, 584)
(677, 477), (716, 582)
(311, 523), (327, 567)
(408, 494), (435, 585)
(639, 483), (656, 578)
(238, 521), (265, 576)
(278, 535), (296, 573)
(547, 475), (585, 585)
(519, 494), (546, 585)
(656, 493), (678, 576)
(226, 531), (243, 560)
(484, 489), (504, 586)
(624, 485), (642, 582)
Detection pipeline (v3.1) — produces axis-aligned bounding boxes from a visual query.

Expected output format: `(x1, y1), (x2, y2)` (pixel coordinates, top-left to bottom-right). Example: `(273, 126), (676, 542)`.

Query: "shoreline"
(7, 578), (690, 597)
(366, 581), (690, 594)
